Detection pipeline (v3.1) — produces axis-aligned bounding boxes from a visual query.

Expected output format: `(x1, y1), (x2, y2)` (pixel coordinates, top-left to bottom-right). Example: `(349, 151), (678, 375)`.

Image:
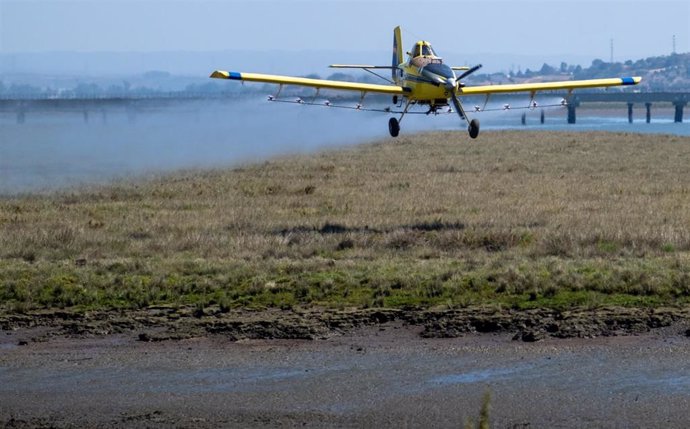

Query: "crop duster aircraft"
(211, 27), (641, 139)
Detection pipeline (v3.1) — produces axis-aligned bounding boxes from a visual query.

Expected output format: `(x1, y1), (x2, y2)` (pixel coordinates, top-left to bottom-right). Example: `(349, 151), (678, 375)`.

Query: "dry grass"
(1, 130), (690, 311)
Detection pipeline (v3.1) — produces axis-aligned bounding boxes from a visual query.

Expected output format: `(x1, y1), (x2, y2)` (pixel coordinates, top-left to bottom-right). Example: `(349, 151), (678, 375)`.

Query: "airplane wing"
(210, 70), (408, 95)
(328, 64), (394, 69)
(460, 77), (641, 95)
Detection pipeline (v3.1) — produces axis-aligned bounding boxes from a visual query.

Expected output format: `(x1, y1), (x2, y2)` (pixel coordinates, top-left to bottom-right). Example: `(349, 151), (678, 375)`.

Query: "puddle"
(429, 365), (531, 385)
(609, 371), (690, 394)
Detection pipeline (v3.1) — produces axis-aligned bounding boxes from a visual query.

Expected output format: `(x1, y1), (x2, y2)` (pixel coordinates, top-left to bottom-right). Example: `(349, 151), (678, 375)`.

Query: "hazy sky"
(1, 0), (688, 62)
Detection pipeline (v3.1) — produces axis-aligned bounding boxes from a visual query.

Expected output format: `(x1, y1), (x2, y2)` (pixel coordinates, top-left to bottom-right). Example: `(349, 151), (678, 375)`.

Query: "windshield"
(422, 45), (436, 56)
(411, 42), (437, 58)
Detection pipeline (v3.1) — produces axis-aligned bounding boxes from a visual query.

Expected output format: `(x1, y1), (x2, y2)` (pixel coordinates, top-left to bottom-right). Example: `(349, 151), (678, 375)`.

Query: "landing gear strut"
(468, 119), (480, 139)
(388, 117), (400, 137)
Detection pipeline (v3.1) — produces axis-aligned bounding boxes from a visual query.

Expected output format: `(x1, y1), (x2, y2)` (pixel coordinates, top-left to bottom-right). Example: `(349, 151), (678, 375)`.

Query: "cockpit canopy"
(409, 41), (443, 69)
(410, 41), (438, 59)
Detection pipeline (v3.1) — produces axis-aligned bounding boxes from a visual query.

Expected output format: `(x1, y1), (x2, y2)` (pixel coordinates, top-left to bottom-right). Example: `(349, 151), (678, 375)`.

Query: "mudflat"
(2, 322), (690, 428)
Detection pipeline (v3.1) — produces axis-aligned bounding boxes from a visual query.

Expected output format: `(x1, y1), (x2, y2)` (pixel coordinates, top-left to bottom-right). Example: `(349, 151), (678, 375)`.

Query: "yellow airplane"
(211, 26), (641, 139)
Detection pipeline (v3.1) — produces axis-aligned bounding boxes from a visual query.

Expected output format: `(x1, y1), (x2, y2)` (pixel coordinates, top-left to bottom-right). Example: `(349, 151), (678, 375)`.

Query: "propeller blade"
(451, 91), (481, 139)
(450, 92), (466, 122)
(457, 64), (483, 80)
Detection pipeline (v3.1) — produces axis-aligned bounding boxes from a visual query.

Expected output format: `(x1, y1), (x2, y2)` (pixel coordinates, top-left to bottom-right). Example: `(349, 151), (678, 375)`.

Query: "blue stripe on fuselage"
(228, 72), (242, 80)
(621, 77), (635, 85)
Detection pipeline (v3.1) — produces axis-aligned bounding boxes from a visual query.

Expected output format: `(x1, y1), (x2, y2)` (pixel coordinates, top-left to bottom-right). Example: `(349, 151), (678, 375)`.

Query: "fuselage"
(397, 41), (456, 105)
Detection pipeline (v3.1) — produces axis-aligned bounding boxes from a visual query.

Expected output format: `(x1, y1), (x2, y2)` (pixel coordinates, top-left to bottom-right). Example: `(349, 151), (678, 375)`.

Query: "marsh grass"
(1, 131), (689, 312)
(464, 391), (491, 429)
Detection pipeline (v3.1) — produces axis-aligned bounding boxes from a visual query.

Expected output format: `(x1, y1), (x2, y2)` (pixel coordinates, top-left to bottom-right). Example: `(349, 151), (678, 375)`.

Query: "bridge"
(0, 94), (231, 124)
(562, 92), (689, 124)
(1, 91), (688, 125)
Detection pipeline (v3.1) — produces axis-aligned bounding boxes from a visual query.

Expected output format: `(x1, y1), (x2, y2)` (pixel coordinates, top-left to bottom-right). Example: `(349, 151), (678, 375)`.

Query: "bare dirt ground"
(2, 305), (690, 343)
(2, 311), (690, 428)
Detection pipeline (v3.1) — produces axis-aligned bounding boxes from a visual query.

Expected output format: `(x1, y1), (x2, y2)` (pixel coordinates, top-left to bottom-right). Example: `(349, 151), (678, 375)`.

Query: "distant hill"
(574, 53), (690, 91)
(466, 53), (690, 92)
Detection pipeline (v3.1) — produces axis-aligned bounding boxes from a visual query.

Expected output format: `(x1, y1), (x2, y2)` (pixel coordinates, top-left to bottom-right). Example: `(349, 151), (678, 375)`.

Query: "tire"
(388, 117), (400, 137)
(468, 118), (480, 139)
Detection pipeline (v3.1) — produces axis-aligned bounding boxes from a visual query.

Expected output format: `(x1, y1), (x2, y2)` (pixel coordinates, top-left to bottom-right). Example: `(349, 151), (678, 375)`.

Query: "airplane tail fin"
(392, 26), (403, 82)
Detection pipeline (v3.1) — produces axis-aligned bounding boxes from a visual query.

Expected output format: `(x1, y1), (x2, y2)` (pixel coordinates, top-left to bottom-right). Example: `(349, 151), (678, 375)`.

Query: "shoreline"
(3, 305), (690, 346)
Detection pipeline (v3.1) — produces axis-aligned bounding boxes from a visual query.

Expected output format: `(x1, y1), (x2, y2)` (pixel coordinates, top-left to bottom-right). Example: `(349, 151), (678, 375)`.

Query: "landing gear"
(388, 117), (400, 137)
(468, 119), (480, 139)
(388, 99), (412, 137)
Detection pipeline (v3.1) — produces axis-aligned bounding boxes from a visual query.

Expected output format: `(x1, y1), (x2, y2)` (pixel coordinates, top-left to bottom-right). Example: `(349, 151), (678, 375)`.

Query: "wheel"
(468, 118), (480, 139)
(392, 95), (398, 104)
(388, 117), (400, 137)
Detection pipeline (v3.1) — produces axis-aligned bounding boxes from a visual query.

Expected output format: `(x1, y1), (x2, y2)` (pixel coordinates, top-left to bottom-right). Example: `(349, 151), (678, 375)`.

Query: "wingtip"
(621, 76), (642, 86)
(210, 70), (229, 79)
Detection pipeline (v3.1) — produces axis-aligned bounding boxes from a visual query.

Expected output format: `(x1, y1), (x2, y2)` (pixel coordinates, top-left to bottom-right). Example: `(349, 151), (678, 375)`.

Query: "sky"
(1, 0), (689, 74)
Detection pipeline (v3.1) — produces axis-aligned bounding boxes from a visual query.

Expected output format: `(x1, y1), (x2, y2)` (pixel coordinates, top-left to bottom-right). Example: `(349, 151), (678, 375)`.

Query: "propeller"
(457, 64), (483, 81)
(445, 64), (482, 139)
(444, 63), (483, 120)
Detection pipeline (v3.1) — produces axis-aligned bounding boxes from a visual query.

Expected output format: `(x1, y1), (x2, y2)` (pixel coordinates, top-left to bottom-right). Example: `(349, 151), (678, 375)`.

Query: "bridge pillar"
(645, 103), (652, 123)
(627, 103), (634, 124)
(566, 98), (580, 124)
(521, 112), (526, 125)
(83, 110), (89, 124)
(567, 104), (577, 124)
(101, 109), (107, 124)
(674, 101), (686, 123)
(540, 109), (545, 124)
(17, 110), (26, 124)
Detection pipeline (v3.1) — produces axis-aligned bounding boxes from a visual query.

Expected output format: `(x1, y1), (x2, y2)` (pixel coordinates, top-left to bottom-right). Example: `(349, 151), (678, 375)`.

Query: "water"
(511, 114), (690, 136)
(1, 98), (688, 194)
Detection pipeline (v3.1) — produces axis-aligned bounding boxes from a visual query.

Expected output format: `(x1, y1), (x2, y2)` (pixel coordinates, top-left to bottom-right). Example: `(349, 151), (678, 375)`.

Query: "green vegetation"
(464, 391), (491, 429)
(1, 131), (690, 314)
